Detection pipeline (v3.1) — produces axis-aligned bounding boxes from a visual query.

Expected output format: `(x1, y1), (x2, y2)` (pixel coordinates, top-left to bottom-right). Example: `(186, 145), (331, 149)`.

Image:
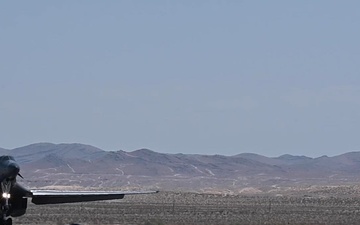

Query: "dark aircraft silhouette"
(0, 155), (158, 225)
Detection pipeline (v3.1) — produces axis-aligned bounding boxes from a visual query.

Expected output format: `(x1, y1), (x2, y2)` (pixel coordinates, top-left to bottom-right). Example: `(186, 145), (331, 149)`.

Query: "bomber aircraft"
(0, 155), (158, 225)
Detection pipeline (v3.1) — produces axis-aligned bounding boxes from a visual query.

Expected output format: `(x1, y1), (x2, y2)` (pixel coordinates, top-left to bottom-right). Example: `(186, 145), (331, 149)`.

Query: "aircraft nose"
(8, 162), (20, 174)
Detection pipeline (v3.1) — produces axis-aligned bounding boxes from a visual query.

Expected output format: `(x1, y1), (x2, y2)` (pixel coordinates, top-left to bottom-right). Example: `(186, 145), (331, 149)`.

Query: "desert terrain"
(4, 143), (360, 224)
(13, 189), (360, 225)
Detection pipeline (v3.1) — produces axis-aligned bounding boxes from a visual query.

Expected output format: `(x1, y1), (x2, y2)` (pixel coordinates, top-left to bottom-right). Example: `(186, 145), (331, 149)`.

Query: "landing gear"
(1, 180), (13, 225)
(0, 201), (11, 225)
(0, 200), (12, 225)
(0, 198), (12, 225)
(0, 218), (12, 225)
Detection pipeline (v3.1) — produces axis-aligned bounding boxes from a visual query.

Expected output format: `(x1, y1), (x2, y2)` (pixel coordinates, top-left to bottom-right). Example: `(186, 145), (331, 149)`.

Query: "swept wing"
(30, 190), (158, 205)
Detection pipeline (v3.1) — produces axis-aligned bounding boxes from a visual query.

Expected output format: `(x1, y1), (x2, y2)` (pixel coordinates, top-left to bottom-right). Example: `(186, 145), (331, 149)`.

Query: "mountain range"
(2, 143), (360, 193)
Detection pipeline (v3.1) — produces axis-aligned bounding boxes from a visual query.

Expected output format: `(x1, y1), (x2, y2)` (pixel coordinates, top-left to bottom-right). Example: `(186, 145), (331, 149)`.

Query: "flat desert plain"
(12, 190), (360, 225)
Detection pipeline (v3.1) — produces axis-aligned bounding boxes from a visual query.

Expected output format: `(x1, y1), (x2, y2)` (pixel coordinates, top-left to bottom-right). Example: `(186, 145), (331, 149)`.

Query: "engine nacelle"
(7, 183), (31, 217)
(8, 196), (27, 217)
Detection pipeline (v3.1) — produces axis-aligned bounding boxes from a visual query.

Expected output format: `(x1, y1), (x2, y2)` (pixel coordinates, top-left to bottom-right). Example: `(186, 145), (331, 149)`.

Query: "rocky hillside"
(2, 143), (360, 193)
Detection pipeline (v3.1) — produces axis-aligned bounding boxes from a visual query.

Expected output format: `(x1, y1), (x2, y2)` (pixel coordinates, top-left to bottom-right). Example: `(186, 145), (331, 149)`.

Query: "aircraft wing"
(30, 190), (158, 205)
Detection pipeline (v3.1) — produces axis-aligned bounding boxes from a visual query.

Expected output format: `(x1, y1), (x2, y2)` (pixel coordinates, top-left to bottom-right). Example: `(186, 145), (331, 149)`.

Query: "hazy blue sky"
(1, 1), (360, 157)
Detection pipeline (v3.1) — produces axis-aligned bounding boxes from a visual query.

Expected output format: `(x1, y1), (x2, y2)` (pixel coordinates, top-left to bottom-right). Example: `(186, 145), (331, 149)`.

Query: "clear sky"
(1, 1), (360, 157)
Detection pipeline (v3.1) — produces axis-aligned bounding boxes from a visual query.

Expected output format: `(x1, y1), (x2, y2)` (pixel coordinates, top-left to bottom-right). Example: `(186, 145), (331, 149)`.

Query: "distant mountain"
(11, 143), (106, 163)
(3, 143), (360, 192)
(0, 147), (9, 155)
(234, 153), (284, 165)
(276, 154), (313, 164)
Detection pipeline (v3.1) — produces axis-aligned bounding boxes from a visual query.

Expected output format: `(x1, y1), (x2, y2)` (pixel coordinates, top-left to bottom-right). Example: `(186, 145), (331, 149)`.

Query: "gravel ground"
(12, 191), (360, 225)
